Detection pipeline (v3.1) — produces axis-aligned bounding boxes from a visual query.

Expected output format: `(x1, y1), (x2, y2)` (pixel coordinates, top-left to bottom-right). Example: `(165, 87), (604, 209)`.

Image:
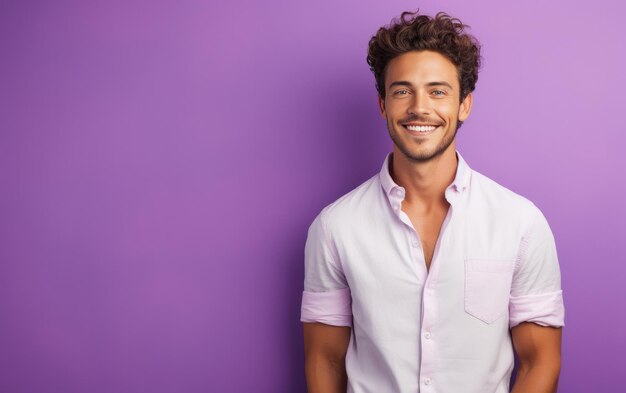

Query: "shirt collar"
(379, 150), (472, 199)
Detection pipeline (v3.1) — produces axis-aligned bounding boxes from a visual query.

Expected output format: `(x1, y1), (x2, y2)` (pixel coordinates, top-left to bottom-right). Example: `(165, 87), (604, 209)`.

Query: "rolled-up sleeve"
(300, 209), (352, 327)
(509, 205), (565, 329)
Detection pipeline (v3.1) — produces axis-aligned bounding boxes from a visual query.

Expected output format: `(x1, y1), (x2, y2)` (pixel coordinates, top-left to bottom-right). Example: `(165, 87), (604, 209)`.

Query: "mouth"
(402, 123), (440, 136)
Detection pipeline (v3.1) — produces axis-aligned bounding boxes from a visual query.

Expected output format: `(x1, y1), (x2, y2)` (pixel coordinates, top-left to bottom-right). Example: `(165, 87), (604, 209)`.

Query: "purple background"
(1, 0), (624, 391)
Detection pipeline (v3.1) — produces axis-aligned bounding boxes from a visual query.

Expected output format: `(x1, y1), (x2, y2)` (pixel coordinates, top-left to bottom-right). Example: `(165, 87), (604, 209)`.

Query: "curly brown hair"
(367, 10), (482, 103)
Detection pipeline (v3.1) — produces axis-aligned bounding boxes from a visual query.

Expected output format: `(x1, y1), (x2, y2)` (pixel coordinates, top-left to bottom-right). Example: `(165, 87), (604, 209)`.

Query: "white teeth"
(406, 125), (437, 132)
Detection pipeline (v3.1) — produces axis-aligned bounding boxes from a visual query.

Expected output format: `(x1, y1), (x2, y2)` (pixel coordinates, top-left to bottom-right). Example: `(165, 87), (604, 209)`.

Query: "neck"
(390, 144), (458, 208)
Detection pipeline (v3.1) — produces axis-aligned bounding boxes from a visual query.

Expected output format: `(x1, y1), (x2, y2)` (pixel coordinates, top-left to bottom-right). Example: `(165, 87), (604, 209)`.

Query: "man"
(300, 10), (564, 393)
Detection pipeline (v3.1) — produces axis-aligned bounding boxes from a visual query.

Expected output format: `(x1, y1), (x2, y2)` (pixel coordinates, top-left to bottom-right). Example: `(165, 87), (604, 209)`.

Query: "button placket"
(420, 284), (437, 391)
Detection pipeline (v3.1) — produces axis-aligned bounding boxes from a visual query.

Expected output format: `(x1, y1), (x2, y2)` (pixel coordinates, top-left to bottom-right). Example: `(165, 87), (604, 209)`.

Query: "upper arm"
(511, 322), (561, 369)
(300, 209), (353, 392)
(509, 206), (565, 329)
(509, 207), (564, 371)
(301, 211), (353, 327)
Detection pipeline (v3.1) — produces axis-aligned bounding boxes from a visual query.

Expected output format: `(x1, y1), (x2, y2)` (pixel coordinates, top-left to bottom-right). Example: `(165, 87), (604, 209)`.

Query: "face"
(378, 50), (473, 162)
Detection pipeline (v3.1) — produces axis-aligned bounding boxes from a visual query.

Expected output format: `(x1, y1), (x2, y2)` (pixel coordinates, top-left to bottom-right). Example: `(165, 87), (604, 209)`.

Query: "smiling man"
(300, 10), (564, 393)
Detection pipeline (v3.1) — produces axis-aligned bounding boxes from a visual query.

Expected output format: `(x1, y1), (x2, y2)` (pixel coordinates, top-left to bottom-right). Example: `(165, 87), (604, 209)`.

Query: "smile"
(405, 125), (437, 132)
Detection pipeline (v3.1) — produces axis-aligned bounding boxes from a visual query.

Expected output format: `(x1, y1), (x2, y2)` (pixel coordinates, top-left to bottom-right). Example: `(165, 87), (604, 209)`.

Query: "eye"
(393, 89), (410, 96)
(432, 89), (446, 96)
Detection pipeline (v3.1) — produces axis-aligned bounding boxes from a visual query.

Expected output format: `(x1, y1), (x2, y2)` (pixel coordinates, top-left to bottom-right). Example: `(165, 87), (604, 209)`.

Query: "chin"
(404, 140), (454, 161)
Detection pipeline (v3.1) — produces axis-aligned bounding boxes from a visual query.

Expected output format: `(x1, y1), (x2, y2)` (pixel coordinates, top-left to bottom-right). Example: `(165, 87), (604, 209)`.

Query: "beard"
(387, 118), (463, 163)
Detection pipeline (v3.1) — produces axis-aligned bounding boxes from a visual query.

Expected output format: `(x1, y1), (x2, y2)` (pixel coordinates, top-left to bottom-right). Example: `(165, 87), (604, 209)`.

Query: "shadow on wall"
(283, 241), (308, 391)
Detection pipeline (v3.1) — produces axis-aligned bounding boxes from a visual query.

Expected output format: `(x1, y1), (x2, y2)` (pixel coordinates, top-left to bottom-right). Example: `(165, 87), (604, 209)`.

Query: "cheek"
(440, 103), (460, 119)
(384, 102), (406, 119)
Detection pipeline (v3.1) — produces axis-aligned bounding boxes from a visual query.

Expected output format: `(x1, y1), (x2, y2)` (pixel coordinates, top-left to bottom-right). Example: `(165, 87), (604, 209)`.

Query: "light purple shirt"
(301, 150), (564, 393)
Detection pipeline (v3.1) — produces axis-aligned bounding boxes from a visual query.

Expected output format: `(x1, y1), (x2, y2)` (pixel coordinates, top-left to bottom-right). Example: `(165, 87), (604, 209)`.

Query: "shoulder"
(314, 173), (381, 233)
(469, 169), (544, 227)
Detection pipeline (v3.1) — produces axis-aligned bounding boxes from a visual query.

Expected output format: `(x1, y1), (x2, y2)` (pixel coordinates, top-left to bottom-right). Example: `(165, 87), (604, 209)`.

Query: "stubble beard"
(387, 119), (463, 163)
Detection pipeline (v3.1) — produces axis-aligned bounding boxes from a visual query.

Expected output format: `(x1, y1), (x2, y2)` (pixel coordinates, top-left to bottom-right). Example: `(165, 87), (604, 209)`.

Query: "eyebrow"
(388, 80), (454, 90)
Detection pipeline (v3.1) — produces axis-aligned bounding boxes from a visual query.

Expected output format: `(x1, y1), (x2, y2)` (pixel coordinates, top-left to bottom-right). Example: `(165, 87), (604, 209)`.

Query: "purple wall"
(1, 0), (624, 391)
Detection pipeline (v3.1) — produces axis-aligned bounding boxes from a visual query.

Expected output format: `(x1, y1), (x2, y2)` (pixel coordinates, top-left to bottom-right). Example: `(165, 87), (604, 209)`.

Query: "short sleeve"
(300, 210), (352, 327)
(509, 205), (565, 329)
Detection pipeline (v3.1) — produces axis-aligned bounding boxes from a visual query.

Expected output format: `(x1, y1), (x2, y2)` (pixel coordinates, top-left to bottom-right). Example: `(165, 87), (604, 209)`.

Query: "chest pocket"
(464, 259), (516, 324)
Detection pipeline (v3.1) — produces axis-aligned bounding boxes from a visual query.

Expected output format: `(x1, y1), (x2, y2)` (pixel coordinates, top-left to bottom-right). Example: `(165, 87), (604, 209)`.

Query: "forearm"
(305, 354), (347, 393)
(511, 363), (560, 393)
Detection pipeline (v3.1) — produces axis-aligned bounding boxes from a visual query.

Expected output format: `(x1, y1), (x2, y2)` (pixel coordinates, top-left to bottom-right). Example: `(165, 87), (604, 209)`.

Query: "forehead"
(384, 50), (460, 89)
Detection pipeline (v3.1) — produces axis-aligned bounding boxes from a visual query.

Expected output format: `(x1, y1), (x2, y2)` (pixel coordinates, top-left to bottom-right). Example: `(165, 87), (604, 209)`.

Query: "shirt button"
(411, 241), (419, 247)
(424, 332), (431, 339)
(424, 377), (432, 385)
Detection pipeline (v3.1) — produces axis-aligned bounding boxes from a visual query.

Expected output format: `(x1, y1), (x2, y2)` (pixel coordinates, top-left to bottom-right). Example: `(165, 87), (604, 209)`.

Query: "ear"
(377, 95), (386, 119)
(458, 92), (473, 122)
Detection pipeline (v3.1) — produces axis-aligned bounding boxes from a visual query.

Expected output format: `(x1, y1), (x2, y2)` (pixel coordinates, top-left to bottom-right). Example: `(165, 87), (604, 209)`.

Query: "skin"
(304, 49), (561, 392)
(511, 322), (562, 393)
(303, 323), (350, 393)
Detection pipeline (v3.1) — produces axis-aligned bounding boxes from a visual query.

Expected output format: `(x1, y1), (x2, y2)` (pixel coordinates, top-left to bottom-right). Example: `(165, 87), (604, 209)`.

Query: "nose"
(408, 91), (431, 115)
